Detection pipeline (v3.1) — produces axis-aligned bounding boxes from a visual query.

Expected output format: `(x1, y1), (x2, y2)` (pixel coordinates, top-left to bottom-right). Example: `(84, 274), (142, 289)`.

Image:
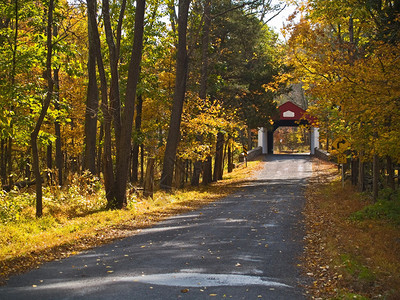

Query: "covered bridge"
(257, 101), (319, 154)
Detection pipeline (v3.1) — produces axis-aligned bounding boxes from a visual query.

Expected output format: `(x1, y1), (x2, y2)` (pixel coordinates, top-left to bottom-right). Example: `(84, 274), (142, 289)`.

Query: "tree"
(31, 0), (55, 217)
(83, 1), (99, 175)
(86, 0), (146, 208)
(160, 0), (192, 191)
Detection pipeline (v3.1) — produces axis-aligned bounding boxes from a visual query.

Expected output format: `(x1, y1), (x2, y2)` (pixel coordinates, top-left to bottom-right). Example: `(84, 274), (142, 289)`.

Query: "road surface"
(0, 154), (313, 299)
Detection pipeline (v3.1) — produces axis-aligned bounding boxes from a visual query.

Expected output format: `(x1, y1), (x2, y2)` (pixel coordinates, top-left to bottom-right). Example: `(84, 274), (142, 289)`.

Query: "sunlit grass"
(0, 159), (263, 281)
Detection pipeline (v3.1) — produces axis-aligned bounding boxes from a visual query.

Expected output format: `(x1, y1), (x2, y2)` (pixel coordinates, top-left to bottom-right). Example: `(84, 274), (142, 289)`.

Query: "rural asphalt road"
(0, 154), (313, 300)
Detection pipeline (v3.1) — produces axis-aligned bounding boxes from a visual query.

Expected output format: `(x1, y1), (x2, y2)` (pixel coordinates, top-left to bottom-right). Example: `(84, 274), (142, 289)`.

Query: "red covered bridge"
(258, 101), (319, 154)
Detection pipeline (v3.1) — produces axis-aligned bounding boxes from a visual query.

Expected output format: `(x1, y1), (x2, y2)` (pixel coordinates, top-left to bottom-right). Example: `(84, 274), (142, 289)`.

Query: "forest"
(0, 0), (399, 236)
(1, 0), (400, 296)
(0, 0), (289, 218)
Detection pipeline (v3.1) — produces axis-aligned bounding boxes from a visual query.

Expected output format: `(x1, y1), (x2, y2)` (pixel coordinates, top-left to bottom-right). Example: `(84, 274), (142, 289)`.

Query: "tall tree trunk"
(54, 71), (63, 184)
(213, 132), (224, 182)
(227, 139), (233, 173)
(358, 153), (365, 192)
(191, 160), (202, 186)
(203, 156), (212, 185)
(53, 22), (63, 185)
(192, 0), (211, 187)
(113, 0), (146, 208)
(83, 7), (99, 175)
(131, 92), (143, 183)
(31, 0), (54, 218)
(160, 0), (191, 191)
(45, 146), (52, 169)
(96, 123), (104, 176)
(87, 0), (114, 203)
(373, 154), (379, 202)
(140, 144), (144, 184)
(7, 0), (19, 187)
(351, 157), (358, 186)
(199, 0), (210, 101)
(88, 0), (145, 208)
(102, 0), (121, 144)
(174, 158), (184, 189)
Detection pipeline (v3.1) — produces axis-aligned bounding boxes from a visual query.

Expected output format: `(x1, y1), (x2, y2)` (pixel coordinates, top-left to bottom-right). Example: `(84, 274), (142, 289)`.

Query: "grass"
(303, 158), (400, 299)
(0, 159), (263, 284)
(340, 253), (376, 283)
(351, 188), (400, 225)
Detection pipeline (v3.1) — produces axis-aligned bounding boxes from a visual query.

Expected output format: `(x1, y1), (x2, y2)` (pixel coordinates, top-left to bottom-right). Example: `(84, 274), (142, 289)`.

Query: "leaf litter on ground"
(303, 158), (400, 299)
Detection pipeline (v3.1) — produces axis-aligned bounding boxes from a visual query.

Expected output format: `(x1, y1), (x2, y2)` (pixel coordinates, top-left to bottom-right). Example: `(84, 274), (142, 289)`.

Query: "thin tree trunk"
(97, 123), (104, 176)
(160, 0), (191, 191)
(87, 0), (114, 203)
(140, 144), (144, 184)
(131, 92), (143, 183)
(83, 7), (99, 175)
(31, 0), (54, 217)
(192, 0), (211, 187)
(228, 140), (233, 173)
(373, 154), (379, 202)
(53, 21), (63, 185)
(7, 0), (18, 187)
(102, 0), (121, 144)
(113, 0), (146, 208)
(199, 0), (210, 101)
(358, 152), (365, 192)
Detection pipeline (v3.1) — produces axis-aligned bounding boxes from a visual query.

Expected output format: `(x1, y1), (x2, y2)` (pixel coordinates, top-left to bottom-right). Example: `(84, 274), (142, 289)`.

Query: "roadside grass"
(304, 158), (400, 299)
(351, 188), (400, 225)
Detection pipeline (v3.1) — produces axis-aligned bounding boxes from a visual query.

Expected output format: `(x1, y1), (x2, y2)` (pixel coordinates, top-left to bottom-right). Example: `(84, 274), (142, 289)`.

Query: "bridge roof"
(275, 101), (317, 125)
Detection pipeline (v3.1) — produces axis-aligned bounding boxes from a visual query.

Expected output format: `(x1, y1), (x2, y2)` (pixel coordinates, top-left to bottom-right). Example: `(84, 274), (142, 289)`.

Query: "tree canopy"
(284, 0), (400, 162)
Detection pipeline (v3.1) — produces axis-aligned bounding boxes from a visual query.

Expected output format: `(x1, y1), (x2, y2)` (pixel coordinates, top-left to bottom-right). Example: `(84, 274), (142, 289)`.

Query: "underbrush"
(351, 188), (400, 224)
(0, 160), (261, 282)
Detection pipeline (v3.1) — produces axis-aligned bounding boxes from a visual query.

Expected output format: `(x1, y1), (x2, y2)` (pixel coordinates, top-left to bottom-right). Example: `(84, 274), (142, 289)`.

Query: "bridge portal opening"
(273, 126), (311, 154)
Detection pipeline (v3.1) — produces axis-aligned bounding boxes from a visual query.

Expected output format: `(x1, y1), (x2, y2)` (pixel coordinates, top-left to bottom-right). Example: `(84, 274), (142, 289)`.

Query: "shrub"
(352, 188), (400, 224)
(0, 190), (22, 224)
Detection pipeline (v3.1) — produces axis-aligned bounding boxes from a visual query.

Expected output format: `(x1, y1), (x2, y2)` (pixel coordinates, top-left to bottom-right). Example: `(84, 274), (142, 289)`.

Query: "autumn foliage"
(282, 0), (400, 198)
